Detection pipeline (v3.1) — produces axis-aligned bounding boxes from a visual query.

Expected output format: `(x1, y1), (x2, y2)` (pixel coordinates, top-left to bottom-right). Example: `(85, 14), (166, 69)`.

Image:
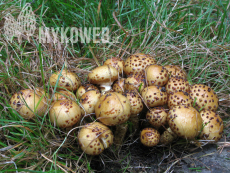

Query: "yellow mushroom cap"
(76, 84), (99, 99)
(78, 122), (114, 155)
(112, 78), (126, 94)
(140, 128), (160, 147)
(167, 91), (193, 109)
(164, 65), (187, 78)
(146, 65), (169, 86)
(10, 89), (47, 119)
(124, 74), (145, 93)
(53, 90), (75, 102)
(146, 107), (167, 129)
(104, 57), (124, 74)
(165, 76), (190, 95)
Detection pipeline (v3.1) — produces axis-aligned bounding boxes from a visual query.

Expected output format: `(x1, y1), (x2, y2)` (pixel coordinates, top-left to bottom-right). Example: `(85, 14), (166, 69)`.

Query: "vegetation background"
(0, 0), (229, 172)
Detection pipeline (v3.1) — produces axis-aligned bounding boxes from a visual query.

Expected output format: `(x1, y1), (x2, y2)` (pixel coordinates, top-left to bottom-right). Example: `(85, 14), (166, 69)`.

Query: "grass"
(0, 0), (230, 172)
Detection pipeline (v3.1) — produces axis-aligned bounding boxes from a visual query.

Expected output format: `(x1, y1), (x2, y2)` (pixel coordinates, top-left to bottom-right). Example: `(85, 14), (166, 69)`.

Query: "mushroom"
(164, 65), (187, 78)
(88, 65), (118, 93)
(112, 78), (126, 94)
(124, 53), (156, 76)
(190, 84), (218, 112)
(160, 127), (177, 145)
(165, 76), (190, 95)
(95, 92), (131, 126)
(167, 91), (193, 109)
(141, 86), (167, 108)
(50, 70), (81, 92)
(104, 57), (124, 75)
(140, 128), (160, 147)
(167, 105), (202, 140)
(49, 100), (81, 128)
(76, 84), (99, 99)
(78, 122), (114, 155)
(10, 89), (47, 119)
(125, 74), (145, 93)
(146, 107), (167, 129)
(145, 65), (169, 87)
(53, 90), (76, 102)
(199, 110), (223, 142)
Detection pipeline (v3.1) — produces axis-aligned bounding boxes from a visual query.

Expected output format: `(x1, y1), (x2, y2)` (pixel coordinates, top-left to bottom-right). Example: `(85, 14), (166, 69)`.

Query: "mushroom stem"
(114, 123), (128, 150)
(129, 114), (139, 134)
(100, 84), (112, 94)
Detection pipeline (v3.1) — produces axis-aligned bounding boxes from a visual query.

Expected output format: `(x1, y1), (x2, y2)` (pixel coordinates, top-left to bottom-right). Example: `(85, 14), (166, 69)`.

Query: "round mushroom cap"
(125, 74), (145, 93)
(123, 91), (143, 115)
(50, 70), (81, 92)
(160, 127), (177, 145)
(80, 90), (101, 115)
(104, 57), (124, 74)
(140, 128), (160, 147)
(95, 92), (131, 126)
(168, 91), (193, 109)
(124, 53), (156, 76)
(146, 65), (169, 86)
(167, 106), (202, 140)
(49, 100), (81, 128)
(199, 110), (223, 142)
(112, 78), (126, 94)
(190, 84), (218, 112)
(76, 84), (99, 99)
(165, 76), (190, 94)
(164, 65), (186, 78)
(78, 122), (114, 155)
(146, 107), (167, 129)
(88, 65), (118, 86)
(141, 86), (167, 108)
(10, 89), (47, 119)
(53, 90), (75, 102)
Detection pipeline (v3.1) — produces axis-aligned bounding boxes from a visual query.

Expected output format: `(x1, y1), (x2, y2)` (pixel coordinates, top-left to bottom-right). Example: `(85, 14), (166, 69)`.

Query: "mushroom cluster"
(9, 52), (224, 156)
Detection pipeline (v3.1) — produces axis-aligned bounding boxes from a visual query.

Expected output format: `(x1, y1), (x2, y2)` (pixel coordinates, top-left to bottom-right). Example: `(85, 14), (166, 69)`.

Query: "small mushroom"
(141, 86), (167, 108)
(146, 107), (167, 129)
(112, 78), (126, 94)
(53, 90), (76, 102)
(160, 127), (177, 145)
(49, 100), (81, 128)
(104, 57), (124, 75)
(50, 70), (81, 92)
(145, 65), (169, 86)
(140, 128), (160, 147)
(124, 53), (156, 76)
(167, 91), (193, 109)
(76, 84), (99, 99)
(165, 76), (190, 95)
(10, 89), (47, 119)
(125, 74), (145, 93)
(190, 84), (218, 112)
(164, 65), (186, 78)
(78, 122), (114, 155)
(167, 106), (202, 140)
(88, 65), (118, 93)
(199, 110), (223, 142)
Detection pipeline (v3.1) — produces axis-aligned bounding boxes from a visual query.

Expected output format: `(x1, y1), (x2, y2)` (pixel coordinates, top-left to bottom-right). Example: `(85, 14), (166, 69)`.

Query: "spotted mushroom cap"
(190, 84), (218, 112)
(165, 76), (190, 95)
(164, 65), (187, 78)
(10, 89), (47, 119)
(146, 65), (169, 86)
(199, 110), (223, 142)
(78, 122), (114, 155)
(167, 105), (202, 140)
(53, 90), (76, 102)
(146, 107), (167, 129)
(168, 91), (193, 109)
(95, 92), (131, 126)
(49, 100), (81, 128)
(76, 84), (99, 99)
(125, 74), (145, 93)
(104, 57), (124, 75)
(124, 53), (156, 76)
(160, 127), (177, 145)
(80, 90), (101, 115)
(49, 70), (81, 92)
(140, 128), (160, 147)
(141, 86), (167, 108)
(112, 78), (126, 94)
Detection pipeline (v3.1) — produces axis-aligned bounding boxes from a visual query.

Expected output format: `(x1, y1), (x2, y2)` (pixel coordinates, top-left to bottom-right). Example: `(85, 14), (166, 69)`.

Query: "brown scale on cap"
(49, 100), (81, 128)
(123, 91), (143, 115)
(124, 53), (156, 76)
(167, 105), (202, 140)
(190, 84), (218, 112)
(141, 86), (167, 108)
(146, 107), (167, 129)
(76, 84), (99, 99)
(125, 74), (145, 93)
(167, 91), (193, 109)
(164, 65), (187, 78)
(49, 70), (81, 92)
(112, 78), (125, 94)
(199, 110), (223, 142)
(140, 128), (160, 147)
(10, 89), (48, 119)
(146, 65), (169, 87)
(78, 122), (114, 155)
(104, 57), (125, 75)
(95, 92), (131, 126)
(165, 76), (190, 95)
